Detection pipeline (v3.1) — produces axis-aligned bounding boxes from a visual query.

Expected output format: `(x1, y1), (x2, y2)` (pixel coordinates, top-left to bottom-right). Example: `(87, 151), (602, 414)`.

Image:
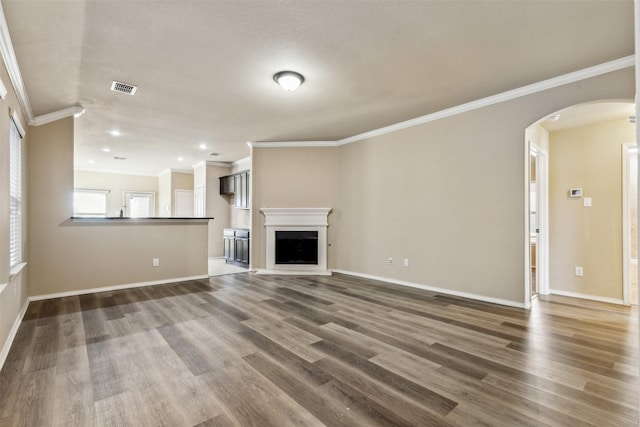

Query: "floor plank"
(0, 273), (637, 426)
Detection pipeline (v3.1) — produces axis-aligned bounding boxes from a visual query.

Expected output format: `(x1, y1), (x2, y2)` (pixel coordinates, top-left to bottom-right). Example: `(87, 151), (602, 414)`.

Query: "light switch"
(583, 197), (592, 207)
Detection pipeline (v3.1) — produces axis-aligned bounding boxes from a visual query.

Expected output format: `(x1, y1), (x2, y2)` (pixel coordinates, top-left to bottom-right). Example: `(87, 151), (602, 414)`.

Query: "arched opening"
(525, 101), (636, 308)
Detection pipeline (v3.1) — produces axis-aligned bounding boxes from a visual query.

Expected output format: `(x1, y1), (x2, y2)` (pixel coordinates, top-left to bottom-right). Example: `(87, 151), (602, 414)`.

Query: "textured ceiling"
(2, 0), (635, 175)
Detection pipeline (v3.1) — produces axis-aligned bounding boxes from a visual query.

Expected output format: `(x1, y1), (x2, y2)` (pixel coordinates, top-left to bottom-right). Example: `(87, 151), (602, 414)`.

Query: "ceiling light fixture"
(273, 71), (305, 91)
(199, 143), (208, 150)
(177, 156), (184, 161)
(109, 130), (121, 137)
(88, 160), (96, 164)
(546, 114), (561, 122)
(101, 147), (111, 152)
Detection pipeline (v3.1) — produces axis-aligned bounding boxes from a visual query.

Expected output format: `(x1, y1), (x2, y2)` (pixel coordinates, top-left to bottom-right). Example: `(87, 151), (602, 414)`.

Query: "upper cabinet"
(219, 170), (250, 209)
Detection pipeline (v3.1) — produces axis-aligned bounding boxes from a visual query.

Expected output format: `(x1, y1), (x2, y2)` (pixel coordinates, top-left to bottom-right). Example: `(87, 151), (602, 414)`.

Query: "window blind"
(9, 117), (22, 267)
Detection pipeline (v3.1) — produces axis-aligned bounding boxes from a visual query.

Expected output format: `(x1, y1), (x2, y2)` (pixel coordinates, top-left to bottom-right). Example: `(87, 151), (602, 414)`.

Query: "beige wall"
(549, 118), (635, 300)
(251, 68), (634, 305)
(74, 170), (160, 216)
(194, 162), (231, 257)
(251, 147), (339, 269)
(158, 171), (171, 216)
(28, 118), (208, 296)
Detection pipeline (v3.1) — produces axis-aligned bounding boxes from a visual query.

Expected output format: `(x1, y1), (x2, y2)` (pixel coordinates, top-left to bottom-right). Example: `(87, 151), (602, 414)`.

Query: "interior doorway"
(529, 144), (548, 302)
(622, 142), (638, 305)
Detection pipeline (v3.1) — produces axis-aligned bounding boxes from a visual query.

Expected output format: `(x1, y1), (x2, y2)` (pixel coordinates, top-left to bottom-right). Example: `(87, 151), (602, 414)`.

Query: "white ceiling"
(1, 0), (635, 176)
(540, 102), (635, 132)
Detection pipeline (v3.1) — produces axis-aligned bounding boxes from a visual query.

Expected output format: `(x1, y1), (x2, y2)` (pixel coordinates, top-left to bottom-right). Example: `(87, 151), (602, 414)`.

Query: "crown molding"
(74, 168), (160, 177)
(0, 2), (33, 122)
(249, 141), (338, 148)
(32, 105), (85, 126)
(0, 3), (85, 126)
(337, 55), (635, 146)
(249, 55), (634, 150)
(0, 76), (7, 100)
(192, 160), (232, 169)
(232, 156), (251, 167)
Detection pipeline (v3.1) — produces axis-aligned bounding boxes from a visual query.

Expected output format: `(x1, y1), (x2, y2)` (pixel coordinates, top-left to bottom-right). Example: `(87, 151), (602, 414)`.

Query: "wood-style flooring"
(0, 273), (637, 426)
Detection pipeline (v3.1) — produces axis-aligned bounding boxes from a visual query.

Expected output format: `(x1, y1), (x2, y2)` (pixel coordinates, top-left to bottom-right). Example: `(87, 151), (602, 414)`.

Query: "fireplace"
(258, 207), (331, 275)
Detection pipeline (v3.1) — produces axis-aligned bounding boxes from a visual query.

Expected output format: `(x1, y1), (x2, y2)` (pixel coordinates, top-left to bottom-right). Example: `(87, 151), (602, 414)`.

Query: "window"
(9, 116), (23, 267)
(74, 189), (108, 217)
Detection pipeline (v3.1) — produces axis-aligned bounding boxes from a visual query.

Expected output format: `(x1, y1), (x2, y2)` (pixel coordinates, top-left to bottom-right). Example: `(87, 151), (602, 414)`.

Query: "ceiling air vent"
(209, 152), (220, 157)
(110, 81), (138, 96)
(113, 156), (127, 160)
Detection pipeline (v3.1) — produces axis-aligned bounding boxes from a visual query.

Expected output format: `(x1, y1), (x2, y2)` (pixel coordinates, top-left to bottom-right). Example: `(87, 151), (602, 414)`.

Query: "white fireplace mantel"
(258, 207), (332, 275)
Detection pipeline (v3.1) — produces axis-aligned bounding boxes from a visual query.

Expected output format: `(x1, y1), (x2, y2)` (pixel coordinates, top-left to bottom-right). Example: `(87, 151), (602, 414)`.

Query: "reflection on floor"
(208, 257), (250, 276)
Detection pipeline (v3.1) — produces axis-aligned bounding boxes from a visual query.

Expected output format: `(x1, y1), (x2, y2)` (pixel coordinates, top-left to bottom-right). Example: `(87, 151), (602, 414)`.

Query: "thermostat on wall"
(569, 188), (582, 198)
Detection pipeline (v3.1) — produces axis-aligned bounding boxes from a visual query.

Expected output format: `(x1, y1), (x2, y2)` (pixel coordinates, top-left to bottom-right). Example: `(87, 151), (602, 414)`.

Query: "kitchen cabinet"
(223, 228), (250, 267)
(219, 170), (250, 209)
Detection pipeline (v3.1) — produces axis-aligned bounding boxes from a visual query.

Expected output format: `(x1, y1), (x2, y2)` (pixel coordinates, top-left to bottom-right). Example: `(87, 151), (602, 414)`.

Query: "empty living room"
(0, 1), (638, 426)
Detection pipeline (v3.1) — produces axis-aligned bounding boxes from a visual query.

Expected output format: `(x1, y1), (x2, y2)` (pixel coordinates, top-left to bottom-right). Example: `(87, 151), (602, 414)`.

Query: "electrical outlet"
(575, 266), (583, 277)
(153, 258), (160, 267)
(403, 258), (409, 267)
(388, 257), (394, 265)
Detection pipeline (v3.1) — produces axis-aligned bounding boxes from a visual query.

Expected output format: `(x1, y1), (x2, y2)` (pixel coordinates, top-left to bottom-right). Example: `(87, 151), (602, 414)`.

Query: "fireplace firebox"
(275, 231), (318, 264)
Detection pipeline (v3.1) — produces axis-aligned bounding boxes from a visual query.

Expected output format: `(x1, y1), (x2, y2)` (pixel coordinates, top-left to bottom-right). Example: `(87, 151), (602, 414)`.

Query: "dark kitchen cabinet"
(223, 228), (249, 267)
(219, 170), (250, 209)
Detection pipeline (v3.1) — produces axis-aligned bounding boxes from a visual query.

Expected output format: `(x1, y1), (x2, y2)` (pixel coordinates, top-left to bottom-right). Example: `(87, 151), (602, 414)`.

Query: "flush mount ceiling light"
(273, 71), (304, 91)
(109, 129), (121, 137)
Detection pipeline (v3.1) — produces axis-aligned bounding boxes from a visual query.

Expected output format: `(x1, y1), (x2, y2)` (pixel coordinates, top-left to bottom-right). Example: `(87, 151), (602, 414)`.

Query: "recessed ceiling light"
(109, 130), (121, 137)
(88, 160), (96, 164)
(199, 143), (208, 150)
(101, 147), (111, 152)
(546, 114), (561, 122)
(273, 71), (305, 91)
(177, 156), (184, 161)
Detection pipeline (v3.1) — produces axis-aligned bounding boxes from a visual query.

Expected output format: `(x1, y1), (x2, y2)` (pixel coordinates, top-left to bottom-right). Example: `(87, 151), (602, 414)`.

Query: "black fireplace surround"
(275, 230), (318, 264)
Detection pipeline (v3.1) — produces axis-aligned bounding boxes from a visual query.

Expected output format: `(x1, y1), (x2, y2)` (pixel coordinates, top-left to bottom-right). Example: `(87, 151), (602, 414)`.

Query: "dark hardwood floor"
(0, 273), (637, 426)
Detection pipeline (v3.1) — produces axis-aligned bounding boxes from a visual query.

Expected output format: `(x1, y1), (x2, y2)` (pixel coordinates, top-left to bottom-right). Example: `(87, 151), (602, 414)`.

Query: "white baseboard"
(28, 275), (210, 301)
(548, 289), (625, 305)
(0, 299), (29, 373)
(332, 269), (526, 309)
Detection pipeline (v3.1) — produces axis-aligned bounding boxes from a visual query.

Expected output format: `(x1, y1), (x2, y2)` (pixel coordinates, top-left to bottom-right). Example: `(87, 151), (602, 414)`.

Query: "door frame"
(525, 140), (549, 308)
(622, 142), (637, 305)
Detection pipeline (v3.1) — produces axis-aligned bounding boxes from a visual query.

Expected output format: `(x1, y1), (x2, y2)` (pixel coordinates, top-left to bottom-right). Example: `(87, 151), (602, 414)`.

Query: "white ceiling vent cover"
(110, 81), (138, 95)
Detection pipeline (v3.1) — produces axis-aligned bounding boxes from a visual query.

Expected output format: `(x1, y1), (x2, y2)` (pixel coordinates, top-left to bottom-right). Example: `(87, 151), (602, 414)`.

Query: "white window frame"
(9, 115), (23, 267)
(74, 189), (109, 217)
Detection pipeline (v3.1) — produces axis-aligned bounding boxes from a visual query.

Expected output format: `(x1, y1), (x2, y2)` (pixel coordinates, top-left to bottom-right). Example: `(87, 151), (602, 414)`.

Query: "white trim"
(0, 299), (29, 373)
(622, 142), (637, 305)
(158, 168), (194, 177)
(0, 2), (33, 122)
(192, 160), (232, 170)
(250, 141), (338, 148)
(333, 269), (526, 309)
(74, 167), (159, 177)
(548, 289), (625, 305)
(9, 261), (27, 280)
(32, 106), (84, 126)
(28, 275), (210, 301)
(10, 110), (25, 137)
(0, 76), (7, 99)
(232, 156), (251, 167)
(336, 56), (634, 146)
(249, 56), (635, 150)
